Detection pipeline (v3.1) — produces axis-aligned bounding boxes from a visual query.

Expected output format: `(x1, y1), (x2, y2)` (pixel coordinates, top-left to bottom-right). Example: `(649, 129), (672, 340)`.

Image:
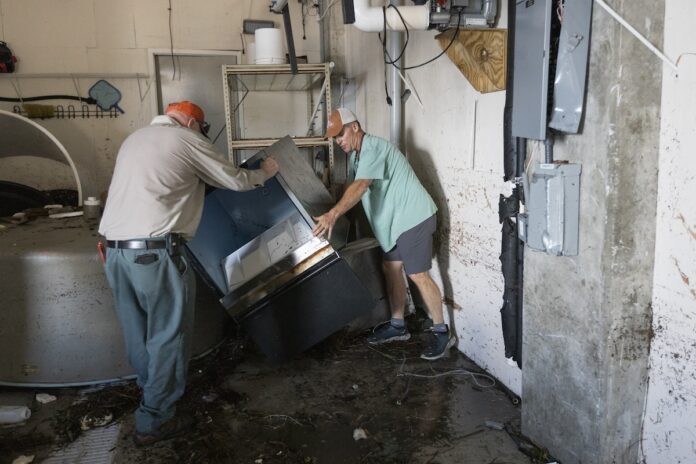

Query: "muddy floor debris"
(1, 328), (548, 463)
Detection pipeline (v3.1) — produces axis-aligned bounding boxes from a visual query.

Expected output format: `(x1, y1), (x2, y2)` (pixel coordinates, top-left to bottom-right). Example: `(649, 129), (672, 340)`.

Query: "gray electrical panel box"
(548, 0), (593, 133)
(511, 0), (553, 140)
(518, 162), (582, 256)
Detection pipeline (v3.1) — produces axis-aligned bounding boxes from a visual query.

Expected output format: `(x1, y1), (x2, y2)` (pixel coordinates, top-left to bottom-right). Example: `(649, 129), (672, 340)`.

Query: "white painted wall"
(403, 27), (521, 393)
(333, 3), (521, 394)
(642, 1), (696, 462)
(0, 0), (320, 196)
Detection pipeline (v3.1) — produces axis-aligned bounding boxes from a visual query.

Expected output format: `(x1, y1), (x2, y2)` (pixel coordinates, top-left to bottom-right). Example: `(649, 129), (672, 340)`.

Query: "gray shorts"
(383, 214), (437, 275)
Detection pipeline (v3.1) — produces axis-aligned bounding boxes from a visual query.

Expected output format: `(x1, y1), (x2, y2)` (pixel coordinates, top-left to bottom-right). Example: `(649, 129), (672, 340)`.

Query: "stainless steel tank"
(0, 216), (229, 387)
(0, 109), (83, 204)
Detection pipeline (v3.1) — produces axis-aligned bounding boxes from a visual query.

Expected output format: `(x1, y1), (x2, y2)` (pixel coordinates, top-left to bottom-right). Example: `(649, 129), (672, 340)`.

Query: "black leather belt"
(106, 240), (166, 250)
(106, 233), (186, 256)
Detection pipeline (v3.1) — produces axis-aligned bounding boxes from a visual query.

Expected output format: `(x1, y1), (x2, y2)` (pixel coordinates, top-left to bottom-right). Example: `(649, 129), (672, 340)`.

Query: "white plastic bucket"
(254, 28), (285, 64)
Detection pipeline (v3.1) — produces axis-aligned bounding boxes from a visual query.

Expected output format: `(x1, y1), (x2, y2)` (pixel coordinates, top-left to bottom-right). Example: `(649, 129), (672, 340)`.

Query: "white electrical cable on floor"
(397, 368), (497, 389)
(594, 0), (678, 73)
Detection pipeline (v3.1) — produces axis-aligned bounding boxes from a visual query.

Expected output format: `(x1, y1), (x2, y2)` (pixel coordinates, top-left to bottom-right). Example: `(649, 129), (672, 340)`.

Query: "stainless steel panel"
(0, 217), (229, 387)
(222, 210), (316, 292)
(0, 112), (68, 164)
(0, 109), (83, 203)
(156, 53), (237, 156)
(221, 242), (335, 317)
(511, 0), (553, 140)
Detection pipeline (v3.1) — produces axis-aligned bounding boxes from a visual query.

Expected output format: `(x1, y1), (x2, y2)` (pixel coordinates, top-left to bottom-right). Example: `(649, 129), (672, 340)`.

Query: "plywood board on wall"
(436, 28), (507, 94)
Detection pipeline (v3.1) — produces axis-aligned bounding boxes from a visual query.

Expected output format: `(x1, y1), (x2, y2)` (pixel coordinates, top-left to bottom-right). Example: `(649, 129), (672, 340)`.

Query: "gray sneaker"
(367, 321), (411, 345)
(420, 317), (434, 331)
(133, 415), (194, 447)
(421, 329), (456, 360)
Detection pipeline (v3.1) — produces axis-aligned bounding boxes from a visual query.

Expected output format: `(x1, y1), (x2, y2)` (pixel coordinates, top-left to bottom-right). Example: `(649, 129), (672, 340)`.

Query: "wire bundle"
(378, 4), (463, 104)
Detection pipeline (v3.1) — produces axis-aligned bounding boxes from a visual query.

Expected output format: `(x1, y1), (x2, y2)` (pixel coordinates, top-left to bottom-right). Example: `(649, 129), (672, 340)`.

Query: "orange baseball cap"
(165, 100), (205, 122)
(326, 108), (358, 138)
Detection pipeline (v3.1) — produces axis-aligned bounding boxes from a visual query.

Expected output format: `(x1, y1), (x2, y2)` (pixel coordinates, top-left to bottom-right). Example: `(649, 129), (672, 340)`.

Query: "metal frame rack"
(222, 63), (333, 174)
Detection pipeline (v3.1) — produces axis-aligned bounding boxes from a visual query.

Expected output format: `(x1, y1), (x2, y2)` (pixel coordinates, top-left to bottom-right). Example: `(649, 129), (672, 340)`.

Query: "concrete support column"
(521, 1), (664, 463)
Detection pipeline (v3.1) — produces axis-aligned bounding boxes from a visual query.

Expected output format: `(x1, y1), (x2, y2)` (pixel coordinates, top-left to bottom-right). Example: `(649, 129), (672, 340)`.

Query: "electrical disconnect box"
(518, 162), (582, 256)
(511, 0), (552, 140)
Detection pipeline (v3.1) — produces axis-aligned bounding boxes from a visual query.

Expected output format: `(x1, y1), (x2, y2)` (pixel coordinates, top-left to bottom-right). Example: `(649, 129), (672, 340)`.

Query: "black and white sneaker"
(367, 321), (411, 345)
(420, 329), (456, 360)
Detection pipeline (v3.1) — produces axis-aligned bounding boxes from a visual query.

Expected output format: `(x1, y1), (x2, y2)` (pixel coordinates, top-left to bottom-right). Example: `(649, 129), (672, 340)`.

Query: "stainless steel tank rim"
(0, 335), (228, 388)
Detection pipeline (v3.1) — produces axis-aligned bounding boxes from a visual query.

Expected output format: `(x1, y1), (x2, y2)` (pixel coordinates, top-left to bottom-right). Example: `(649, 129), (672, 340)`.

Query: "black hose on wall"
(0, 95), (97, 104)
(499, 0), (525, 368)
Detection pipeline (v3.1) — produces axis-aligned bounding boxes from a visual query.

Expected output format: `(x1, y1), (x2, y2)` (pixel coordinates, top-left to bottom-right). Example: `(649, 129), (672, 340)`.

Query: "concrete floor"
(1, 330), (534, 464)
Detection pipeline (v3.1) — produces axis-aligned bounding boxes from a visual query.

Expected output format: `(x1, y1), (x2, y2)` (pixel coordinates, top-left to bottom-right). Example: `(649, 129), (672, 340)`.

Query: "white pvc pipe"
(594, 0), (678, 73)
(353, 0), (430, 32)
(0, 405), (31, 424)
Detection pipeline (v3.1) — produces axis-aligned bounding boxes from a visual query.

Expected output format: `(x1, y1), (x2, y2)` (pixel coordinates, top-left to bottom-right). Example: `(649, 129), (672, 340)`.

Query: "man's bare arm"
(312, 179), (372, 239)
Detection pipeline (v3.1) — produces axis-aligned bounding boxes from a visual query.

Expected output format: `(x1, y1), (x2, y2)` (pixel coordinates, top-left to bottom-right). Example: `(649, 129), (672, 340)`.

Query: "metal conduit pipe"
(545, 130), (555, 163)
(388, 0), (404, 148)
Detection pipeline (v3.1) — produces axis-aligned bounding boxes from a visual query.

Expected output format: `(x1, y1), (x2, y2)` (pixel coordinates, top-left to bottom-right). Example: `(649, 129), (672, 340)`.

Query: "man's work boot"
(367, 321), (411, 345)
(133, 415), (194, 447)
(420, 329), (456, 361)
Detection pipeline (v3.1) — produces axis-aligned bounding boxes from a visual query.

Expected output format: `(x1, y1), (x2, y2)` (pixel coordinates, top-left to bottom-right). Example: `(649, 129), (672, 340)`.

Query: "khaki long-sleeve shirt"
(99, 115), (268, 240)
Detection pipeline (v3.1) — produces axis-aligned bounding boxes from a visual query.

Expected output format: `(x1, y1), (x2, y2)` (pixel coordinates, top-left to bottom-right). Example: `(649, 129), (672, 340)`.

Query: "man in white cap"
(100, 100), (278, 445)
(313, 108), (455, 360)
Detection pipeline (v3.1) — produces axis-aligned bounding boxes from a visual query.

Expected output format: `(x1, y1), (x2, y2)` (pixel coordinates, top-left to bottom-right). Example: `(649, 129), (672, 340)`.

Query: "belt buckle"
(166, 233), (180, 256)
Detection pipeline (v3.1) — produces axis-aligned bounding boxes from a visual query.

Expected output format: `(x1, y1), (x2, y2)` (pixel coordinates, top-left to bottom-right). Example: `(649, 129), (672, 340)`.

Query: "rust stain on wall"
(671, 257), (690, 286)
(676, 213), (696, 240)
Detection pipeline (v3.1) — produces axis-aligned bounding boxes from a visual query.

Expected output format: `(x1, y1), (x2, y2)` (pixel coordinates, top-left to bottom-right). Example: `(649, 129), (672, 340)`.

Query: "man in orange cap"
(100, 100), (278, 446)
(315, 108), (455, 361)
(164, 101), (210, 136)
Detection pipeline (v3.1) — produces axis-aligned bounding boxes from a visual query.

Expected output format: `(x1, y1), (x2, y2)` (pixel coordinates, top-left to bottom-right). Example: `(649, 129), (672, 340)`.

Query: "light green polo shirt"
(349, 134), (437, 251)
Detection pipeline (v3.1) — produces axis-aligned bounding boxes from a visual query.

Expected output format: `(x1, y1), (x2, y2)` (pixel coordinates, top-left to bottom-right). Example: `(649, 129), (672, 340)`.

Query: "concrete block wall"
(0, 0), (319, 196)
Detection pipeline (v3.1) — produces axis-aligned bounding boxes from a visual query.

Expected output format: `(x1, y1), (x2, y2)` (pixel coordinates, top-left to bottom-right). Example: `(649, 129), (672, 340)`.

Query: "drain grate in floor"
(43, 423), (120, 464)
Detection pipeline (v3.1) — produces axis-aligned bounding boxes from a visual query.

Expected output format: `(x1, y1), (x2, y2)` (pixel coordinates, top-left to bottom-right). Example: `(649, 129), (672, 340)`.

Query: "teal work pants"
(104, 246), (196, 433)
